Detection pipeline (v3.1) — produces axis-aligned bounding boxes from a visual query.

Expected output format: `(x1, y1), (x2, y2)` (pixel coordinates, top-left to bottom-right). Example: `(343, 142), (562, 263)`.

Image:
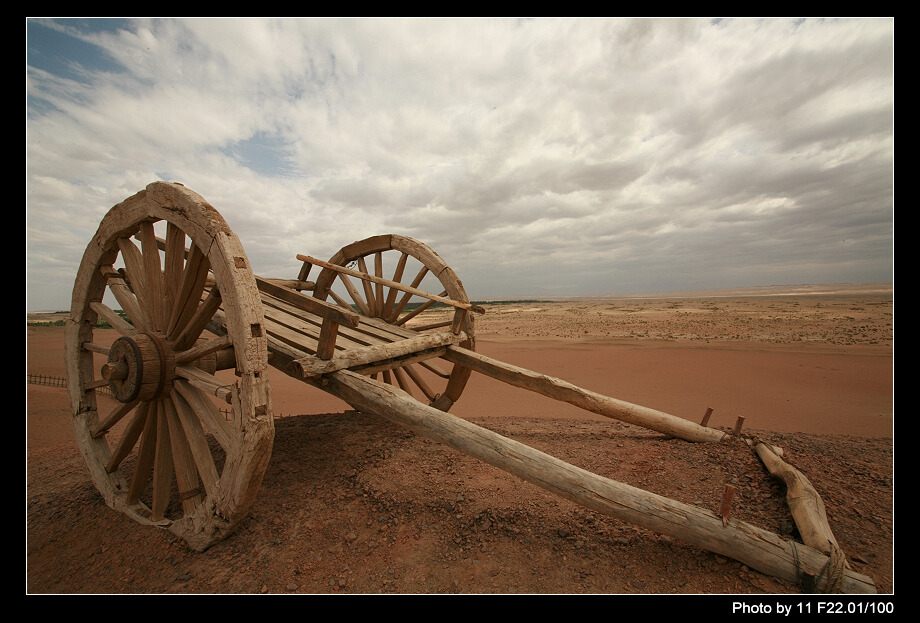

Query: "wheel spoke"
(126, 405), (159, 504)
(420, 359), (452, 379)
(151, 400), (174, 520)
(89, 301), (137, 336)
(395, 291), (446, 326)
(401, 363), (437, 401)
(388, 265), (429, 322)
(338, 273), (371, 316)
(392, 366), (413, 395)
(174, 378), (234, 451)
(91, 399), (139, 438)
(163, 397), (203, 514)
(356, 256), (377, 316)
(171, 287), (222, 348)
(170, 388), (220, 496)
(374, 252), (385, 317)
(163, 223), (186, 314)
(139, 222), (166, 332)
(100, 266), (148, 332)
(326, 287), (354, 311)
(167, 244), (210, 338)
(382, 252), (409, 320)
(106, 402), (150, 473)
(175, 335), (232, 364)
(118, 236), (155, 329)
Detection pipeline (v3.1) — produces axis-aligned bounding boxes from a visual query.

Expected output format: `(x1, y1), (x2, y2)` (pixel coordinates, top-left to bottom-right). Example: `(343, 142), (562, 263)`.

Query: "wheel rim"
(65, 182), (274, 551)
(312, 234), (475, 411)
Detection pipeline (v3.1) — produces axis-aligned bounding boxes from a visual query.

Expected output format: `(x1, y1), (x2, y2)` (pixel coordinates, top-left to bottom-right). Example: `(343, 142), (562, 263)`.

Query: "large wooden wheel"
(312, 235), (475, 411)
(65, 182), (274, 551)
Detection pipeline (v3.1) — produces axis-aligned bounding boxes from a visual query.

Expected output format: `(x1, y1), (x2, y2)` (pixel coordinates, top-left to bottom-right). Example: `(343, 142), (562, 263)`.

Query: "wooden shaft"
(755, 442), (847, 563)
(259, 278), (315, 291)
(101, 361), (128, 381)
(293, 331), (468, 378)
(442, 346), (726, 444)
(316, 370), (876, 594)
(298, 254), (485, 314)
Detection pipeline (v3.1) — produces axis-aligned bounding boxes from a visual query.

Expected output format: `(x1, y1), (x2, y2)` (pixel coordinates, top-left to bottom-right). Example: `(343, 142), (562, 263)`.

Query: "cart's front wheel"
(65, 182), (274, 551)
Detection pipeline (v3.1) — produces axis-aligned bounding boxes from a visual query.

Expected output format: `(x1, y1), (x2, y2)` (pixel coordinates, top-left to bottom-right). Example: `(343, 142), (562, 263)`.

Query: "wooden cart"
(64, 182), (876, 593)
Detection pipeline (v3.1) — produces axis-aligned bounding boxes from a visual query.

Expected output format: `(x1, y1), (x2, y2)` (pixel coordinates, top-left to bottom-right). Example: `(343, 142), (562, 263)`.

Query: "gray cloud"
(26, 18), (893, 310)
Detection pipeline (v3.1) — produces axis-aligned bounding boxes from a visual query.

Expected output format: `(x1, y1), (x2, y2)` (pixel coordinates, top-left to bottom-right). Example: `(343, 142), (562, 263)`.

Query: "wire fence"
(27, 374), (300, 420)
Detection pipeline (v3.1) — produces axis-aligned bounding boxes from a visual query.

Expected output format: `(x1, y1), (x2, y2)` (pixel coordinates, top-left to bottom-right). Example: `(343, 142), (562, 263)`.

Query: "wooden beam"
(292, 331), (468, 378)
(256, 276), (361, 328)
(755, 442), (848, 564)
(442, 346), (726, 444)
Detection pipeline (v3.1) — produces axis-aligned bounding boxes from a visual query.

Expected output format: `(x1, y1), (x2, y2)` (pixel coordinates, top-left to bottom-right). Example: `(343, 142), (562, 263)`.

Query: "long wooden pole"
(315, 369), (876, 593)
(297, 254), (485, 315)
(443, 346), (725, 444)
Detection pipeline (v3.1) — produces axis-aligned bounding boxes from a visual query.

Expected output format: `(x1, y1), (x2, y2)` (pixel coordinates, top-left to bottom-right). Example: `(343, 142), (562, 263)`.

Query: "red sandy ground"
(26, 290), (894, 595)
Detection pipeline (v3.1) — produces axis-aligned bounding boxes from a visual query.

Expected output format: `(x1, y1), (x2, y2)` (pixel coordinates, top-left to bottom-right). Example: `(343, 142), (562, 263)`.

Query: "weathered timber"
(754, 442), (847, 562)
(298, 254), (485, 315)
(256, 276), (361, 328)
(293, 331), (468, 378)
(314, 369), (876, 594)
(442, 346), (725, 443)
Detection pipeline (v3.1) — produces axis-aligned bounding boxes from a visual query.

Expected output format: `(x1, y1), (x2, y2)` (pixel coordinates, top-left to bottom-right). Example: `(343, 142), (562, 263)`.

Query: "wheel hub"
(102, 333), (176, 403)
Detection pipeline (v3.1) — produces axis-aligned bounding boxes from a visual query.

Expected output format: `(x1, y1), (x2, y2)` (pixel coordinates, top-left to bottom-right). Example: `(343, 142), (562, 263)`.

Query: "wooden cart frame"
(64, 182), (876, 593)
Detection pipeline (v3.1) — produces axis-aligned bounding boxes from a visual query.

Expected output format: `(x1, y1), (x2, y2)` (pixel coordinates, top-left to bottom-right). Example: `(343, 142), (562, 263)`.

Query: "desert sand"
(26, 287), (893, 594)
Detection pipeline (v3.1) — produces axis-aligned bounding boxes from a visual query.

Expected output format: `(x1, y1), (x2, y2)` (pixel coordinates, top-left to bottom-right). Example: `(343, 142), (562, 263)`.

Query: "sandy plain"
(26, 285), (893, 595)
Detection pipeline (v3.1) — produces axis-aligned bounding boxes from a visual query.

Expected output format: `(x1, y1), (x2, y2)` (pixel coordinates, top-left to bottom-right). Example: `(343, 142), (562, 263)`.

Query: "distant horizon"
(26, 280), (893, 315)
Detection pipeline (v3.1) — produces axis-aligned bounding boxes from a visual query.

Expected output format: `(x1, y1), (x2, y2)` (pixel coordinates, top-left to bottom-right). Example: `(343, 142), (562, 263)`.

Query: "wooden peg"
(733, 416), (745, 436)
(701, 407), (713, 426)
(719, 484), (737, 527)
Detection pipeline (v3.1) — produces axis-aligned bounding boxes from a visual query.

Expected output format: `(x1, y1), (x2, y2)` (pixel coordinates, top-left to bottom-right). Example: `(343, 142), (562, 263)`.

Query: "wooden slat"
(256, 277), (361, 328)
(260, 290), (410, 349)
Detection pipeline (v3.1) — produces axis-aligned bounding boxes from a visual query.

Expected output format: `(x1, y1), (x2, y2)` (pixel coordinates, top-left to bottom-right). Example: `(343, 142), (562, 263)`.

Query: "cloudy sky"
(26, 18), (893, 311)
